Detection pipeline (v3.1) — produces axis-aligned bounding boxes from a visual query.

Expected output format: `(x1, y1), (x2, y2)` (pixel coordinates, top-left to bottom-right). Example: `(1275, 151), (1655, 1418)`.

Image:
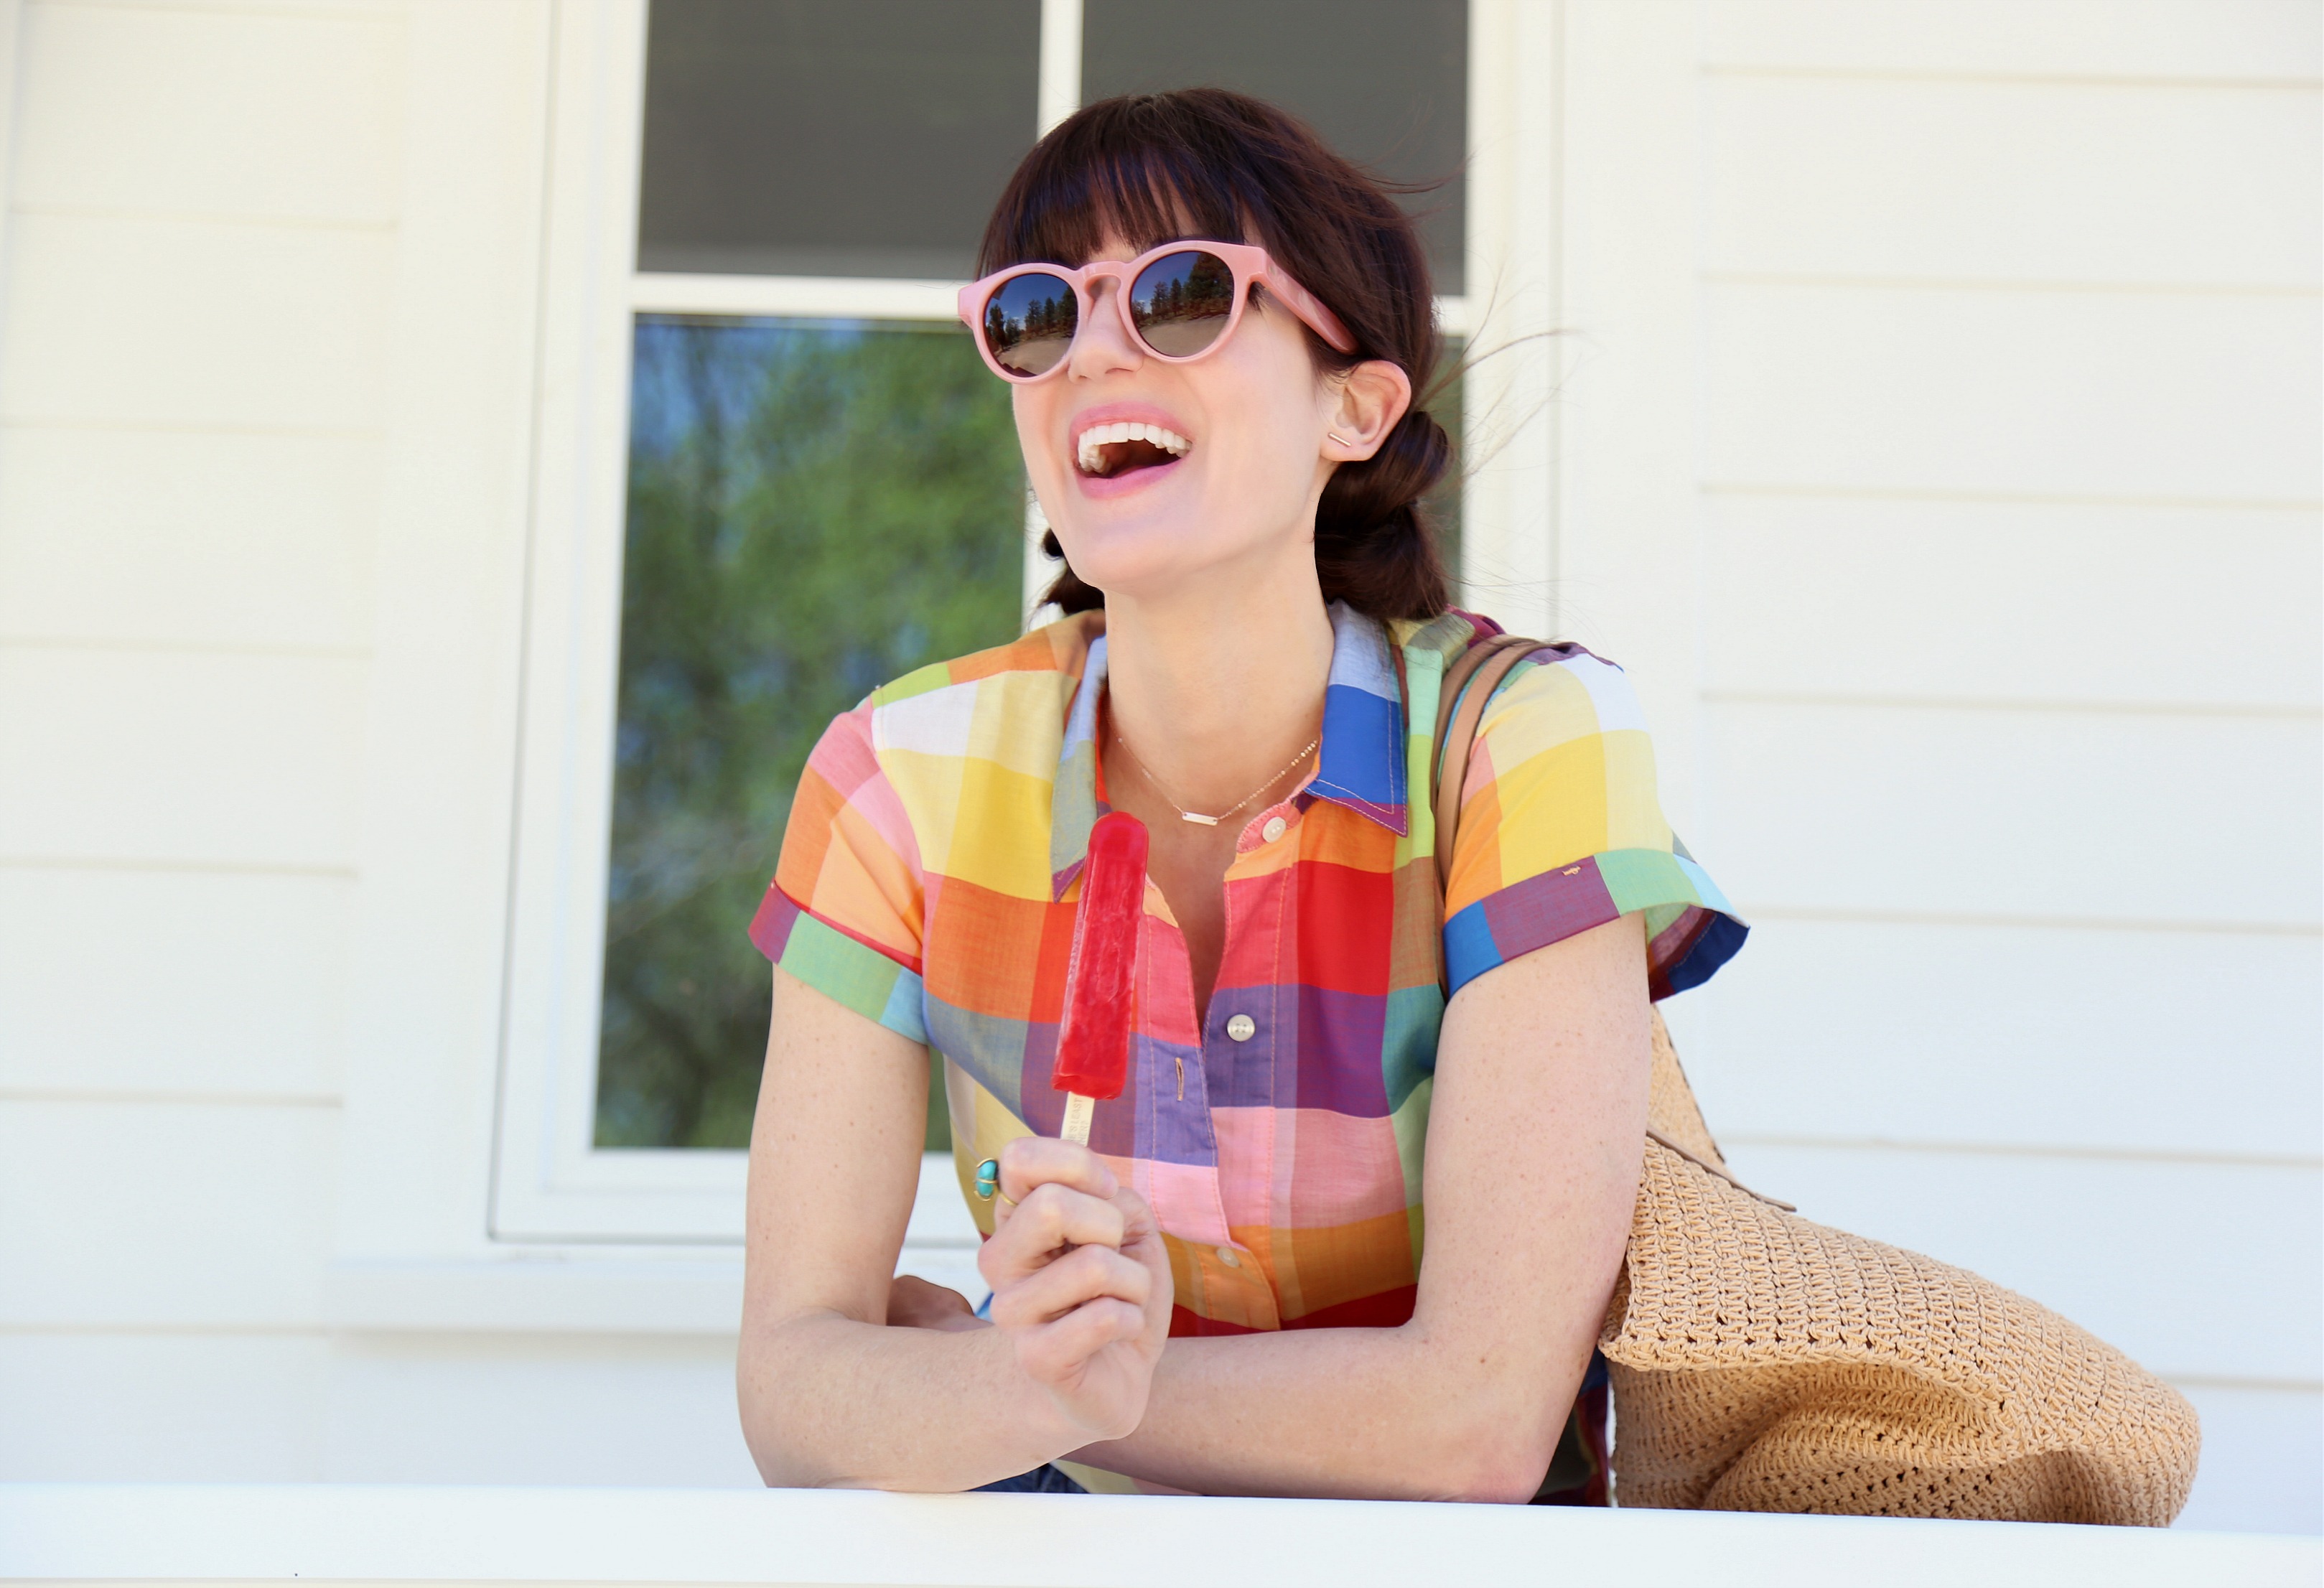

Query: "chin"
(1045, 475), (1200, 584)
(1042, 461), (1307, 604)
(1053, 543), (1205, 604)
(1060, 531), (1287, 611)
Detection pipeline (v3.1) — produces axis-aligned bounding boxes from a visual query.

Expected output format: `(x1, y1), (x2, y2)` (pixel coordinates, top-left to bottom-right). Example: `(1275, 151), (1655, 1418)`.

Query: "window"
(597, 318), (1022, 1152)
(1079, 0), (1468, 291)
(495, 0), (1493, 1242)
(636, 1), (1042, 280)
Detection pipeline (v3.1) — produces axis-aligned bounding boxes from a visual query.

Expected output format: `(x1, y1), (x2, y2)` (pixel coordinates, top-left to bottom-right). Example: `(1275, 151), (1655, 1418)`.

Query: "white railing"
(1, 1484), (2315, 1587)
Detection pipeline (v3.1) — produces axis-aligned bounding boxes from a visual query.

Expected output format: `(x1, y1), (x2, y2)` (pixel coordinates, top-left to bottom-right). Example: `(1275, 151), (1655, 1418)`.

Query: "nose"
(1065, 274), (1143, 380)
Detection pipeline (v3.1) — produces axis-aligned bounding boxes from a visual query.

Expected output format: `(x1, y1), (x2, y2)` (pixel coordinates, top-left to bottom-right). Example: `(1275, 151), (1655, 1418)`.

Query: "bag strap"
(1420, 630), (1795, 1213)
(1430, 633), (1543, 933)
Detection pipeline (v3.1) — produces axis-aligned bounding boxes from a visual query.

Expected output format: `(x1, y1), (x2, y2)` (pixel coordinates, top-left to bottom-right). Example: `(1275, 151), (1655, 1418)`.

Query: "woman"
(737, 89), (1742, 1502)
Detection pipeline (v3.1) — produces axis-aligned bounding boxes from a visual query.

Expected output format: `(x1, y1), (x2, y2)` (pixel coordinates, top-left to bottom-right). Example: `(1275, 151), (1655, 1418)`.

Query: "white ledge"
(327, 1159), (984, 1335)
(325, 1246), (984, 1335)
(325, 1256), (749, 1335)
(1, 1485), (2313, 1587)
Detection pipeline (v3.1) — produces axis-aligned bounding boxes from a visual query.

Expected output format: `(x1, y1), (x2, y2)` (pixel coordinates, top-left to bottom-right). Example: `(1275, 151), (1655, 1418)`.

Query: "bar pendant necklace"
(1112, 729), (1320, 826)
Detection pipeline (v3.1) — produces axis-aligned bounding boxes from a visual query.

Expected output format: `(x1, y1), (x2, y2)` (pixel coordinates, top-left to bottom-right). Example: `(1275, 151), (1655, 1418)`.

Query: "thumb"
(1113, 1189), (1175, 1304)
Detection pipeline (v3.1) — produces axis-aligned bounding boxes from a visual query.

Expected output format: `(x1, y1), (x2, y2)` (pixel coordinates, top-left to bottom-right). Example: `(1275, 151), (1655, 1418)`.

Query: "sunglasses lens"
(1129, 251), (1236, 357)
(981, 273), (1078, 378)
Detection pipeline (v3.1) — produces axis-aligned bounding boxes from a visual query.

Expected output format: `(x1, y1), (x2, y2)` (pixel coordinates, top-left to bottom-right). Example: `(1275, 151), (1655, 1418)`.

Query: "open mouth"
(1075, 421), (1192, 480)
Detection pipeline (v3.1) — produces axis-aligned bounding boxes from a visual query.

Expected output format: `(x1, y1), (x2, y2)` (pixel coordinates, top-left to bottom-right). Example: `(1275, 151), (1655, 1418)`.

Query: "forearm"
(1075, 917), (1645, 1503)
(1069, 1321), (1590, 1503)
(739, 1306), (1077, 1492)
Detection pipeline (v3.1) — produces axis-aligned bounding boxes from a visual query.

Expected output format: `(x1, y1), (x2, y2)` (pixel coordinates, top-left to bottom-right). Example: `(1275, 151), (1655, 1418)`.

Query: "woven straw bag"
(1430, 635), (2201, 1525)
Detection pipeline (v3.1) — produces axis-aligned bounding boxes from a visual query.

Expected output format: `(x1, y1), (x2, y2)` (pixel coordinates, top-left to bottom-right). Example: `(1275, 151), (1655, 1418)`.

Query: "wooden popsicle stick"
(1060, 1092), (1095, 1146)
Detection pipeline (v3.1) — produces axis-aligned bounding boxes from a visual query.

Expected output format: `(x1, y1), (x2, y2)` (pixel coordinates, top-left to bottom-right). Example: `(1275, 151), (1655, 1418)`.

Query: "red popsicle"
(1052, 811), (1149, 1145)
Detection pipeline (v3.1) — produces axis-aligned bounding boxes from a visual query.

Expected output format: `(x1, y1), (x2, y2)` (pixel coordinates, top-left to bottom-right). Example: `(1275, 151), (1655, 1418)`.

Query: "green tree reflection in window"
(596, 317), (1024, 1150)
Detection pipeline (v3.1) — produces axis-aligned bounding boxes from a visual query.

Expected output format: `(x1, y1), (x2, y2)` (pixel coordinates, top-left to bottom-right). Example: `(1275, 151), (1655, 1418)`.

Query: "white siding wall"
(0, 0), (390, 1477)
(1544, 0), (2320, 1535)
(0, 0), (2314, 1533)
(0, 0), (755, 1492)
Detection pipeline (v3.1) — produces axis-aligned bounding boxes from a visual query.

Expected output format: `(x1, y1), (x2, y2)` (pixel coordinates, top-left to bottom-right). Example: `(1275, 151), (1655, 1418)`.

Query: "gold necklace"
(1111, 726), (1320, 827)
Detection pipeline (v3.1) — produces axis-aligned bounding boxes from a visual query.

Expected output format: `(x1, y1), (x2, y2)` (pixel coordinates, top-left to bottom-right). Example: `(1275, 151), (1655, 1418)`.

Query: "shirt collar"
(1049, 602), (1409, 900)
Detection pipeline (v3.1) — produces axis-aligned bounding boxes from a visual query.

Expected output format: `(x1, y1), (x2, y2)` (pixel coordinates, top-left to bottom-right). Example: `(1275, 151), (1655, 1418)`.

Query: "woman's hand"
(979, 1136), (1174, 1445)
(886, 1274), (986, 1332)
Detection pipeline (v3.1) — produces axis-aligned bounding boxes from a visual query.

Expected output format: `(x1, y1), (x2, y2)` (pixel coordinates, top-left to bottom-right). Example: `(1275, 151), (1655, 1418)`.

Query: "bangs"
(976, 89), (1454, 625)
(978, 102), (1282, 274)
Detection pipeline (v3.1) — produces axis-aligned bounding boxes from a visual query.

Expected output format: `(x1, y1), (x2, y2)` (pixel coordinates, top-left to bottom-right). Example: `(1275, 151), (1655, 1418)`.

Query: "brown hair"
(978, 88), (1452, 623)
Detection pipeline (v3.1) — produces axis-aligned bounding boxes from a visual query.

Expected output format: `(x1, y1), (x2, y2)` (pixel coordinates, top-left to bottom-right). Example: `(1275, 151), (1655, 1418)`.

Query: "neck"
(1100, 549), (1335, 816)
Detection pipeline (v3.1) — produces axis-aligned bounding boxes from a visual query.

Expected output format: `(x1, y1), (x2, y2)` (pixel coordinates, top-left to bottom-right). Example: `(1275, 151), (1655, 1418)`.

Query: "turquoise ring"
(974, 1157), (1000, 1200)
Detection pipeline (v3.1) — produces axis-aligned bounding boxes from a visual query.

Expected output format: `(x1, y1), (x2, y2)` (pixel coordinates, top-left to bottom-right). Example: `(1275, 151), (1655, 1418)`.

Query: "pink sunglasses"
(956, 240), (1356, 383)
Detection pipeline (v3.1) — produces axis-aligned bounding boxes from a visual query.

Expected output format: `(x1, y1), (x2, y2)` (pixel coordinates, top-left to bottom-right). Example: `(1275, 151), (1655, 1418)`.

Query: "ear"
(1322, 360), (1414, 462)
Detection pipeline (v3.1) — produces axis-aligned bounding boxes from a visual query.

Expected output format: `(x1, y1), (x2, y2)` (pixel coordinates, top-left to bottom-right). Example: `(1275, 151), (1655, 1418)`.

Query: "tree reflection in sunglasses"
(1131, 254), (1235, 356)
(984, 253), (1242, 373)
(986, 277), (1078, 375)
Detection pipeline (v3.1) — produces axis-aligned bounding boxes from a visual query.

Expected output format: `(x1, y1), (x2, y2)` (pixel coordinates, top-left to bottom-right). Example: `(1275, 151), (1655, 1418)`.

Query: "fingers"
(1015, 1298), (1150, 1388)
(995, 1136), (1118, 1206)
(988, 1241), (1152, 1332)
(978, 1174), (1168, 1436)
(885, 1274), (976, 1330)
(999, 1244), (1151, 1396)
(1107, 1183), (1161, 1248)
(1098, 1187), (1165, 1284)
(978, 1179), (1129, 1289)
(971, 1144), (1171, 1432)
(978, 1138), (1130, 1292)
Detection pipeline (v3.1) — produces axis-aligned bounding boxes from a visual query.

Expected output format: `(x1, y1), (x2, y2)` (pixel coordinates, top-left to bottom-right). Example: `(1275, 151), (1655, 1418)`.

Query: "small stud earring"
(1327, 431), (1353, 447)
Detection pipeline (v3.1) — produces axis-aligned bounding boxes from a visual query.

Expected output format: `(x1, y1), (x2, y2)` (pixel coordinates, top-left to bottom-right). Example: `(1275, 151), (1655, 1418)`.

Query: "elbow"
(736, 1327), (829, 1489)
(1439, 1441), (1558, 1505)
(734, 1338), (789, 1486)
(1427, 1395), (1564, 1505)
(1405, 1327), (1590, 1503)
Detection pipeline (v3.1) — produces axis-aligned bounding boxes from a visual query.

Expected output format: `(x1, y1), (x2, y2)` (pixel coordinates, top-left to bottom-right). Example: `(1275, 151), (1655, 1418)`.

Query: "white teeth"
(1075, 421), (1194, 474)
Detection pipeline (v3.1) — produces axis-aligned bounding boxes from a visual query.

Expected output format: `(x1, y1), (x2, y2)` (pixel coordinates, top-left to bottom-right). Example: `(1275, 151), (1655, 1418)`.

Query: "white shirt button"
(1261, 816), (1287, 844)
(1215, 1246), (1241, 1268)
(1226, 1014), (1256, 1042)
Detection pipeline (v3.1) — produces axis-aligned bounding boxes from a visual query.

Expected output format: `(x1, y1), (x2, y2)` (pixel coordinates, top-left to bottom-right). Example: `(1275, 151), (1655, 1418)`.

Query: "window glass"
(638, 0), (1042, 279)
(596, 318), (1022, 1149)
(602, 3), (1470, 1157)
(1081, 0), (1468, 293)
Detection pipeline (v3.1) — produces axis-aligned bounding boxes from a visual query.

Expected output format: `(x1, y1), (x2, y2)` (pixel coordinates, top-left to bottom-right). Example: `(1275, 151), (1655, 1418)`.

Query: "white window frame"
(490, 0), (1554, 1246)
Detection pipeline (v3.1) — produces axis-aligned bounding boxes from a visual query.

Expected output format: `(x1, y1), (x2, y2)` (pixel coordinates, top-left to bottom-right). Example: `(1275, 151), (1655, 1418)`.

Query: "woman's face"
(1012, 231), (1397, 605)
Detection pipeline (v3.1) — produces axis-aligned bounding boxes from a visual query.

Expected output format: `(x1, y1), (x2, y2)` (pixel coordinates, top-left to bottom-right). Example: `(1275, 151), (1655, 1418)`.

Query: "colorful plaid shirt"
(752, 603), (1745, 1337)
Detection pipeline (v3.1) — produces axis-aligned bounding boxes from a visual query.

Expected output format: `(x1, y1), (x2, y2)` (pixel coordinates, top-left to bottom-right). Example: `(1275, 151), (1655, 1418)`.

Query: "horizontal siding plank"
(0, 867), (350, 1098)
(0, 212), (391, 430)
(1683, 918), (2321, 1158)
(1699, 1), (2321, 82)
(324, 1333), (760, 1486)
(0, 648), (365, 868)
(0, 1100), (337, 1326)
(1705, 75), (2320, 288)
(34, 0), (401, 14)
(1701, 702), (2321, 926)
(1702, 495), (2322, 710)
(1714, 1144), (2321, 1382)
(0, 427), (378, 650)
(1702, 282), (2320, 503)
(0, 1332), (325, 1480)
(2171, 1383), (2324, 1533)
(15, 0), (400, 223)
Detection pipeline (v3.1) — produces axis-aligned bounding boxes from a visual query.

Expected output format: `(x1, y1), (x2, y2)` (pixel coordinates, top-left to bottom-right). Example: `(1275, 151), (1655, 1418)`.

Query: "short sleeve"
(748, 701), (930, 1044)
(1439, 650), (1745, 1001)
